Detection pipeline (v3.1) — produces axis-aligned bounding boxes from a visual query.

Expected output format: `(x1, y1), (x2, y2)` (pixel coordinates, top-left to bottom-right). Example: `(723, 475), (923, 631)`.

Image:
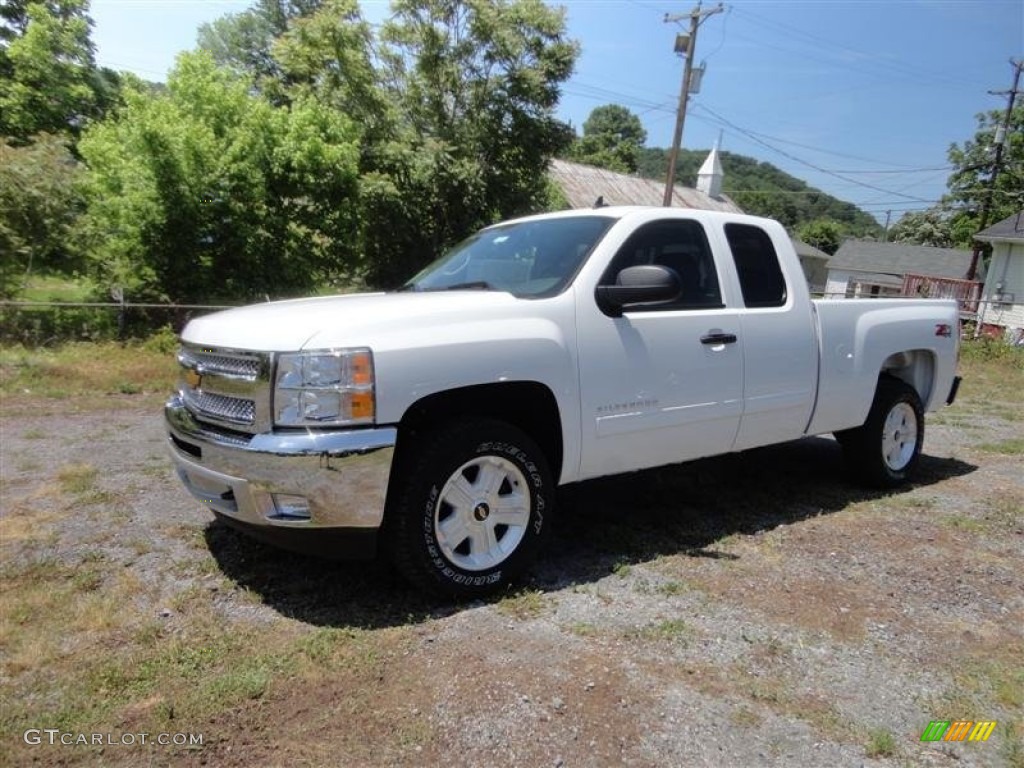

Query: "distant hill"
(637, 147), (881, 237)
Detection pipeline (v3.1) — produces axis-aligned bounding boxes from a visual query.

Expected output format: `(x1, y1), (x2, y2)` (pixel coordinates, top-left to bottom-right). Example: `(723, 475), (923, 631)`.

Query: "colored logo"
(921, 721), (997, 742)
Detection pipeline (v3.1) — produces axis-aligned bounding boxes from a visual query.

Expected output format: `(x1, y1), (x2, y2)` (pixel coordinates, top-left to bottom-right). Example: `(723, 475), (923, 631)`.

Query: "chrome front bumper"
(165, 394), (396, 531)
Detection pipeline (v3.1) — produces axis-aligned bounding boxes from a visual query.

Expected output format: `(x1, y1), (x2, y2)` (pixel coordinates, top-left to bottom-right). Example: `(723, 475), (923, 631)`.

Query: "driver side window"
(601, 219), (723, 310)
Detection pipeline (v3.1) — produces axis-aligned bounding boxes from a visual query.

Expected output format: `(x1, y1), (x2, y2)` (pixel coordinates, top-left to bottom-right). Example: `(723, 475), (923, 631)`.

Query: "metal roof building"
(549, 159), (742, 214)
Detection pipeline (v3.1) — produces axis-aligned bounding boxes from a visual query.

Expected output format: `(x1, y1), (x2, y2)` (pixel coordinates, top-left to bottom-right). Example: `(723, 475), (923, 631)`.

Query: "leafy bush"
(0, 305), (117, 345)
(961, 337), (1024, 367)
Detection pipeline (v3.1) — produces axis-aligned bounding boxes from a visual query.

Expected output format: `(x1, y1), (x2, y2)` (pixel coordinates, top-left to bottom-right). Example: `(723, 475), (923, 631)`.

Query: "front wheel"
(836, 377), (924, 488)
(386, 419), (553, 598)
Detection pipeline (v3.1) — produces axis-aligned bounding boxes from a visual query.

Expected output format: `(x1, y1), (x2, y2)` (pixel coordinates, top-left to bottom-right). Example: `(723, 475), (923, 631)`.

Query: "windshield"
(402, 215), (616, 297)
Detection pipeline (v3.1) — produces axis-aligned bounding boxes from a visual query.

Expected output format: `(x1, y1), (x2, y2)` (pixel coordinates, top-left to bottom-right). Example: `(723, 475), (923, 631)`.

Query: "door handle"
(700, 332), (737, 345)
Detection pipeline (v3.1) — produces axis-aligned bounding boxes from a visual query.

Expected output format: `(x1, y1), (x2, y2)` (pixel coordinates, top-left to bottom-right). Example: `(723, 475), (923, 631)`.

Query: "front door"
(576, 218), (743, 481)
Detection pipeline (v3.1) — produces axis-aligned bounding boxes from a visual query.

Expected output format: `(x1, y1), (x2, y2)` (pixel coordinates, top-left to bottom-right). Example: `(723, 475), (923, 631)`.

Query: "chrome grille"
(178, 343), (271, 433)
(183, 389), (256, 425)
(178, 348), (261, 378)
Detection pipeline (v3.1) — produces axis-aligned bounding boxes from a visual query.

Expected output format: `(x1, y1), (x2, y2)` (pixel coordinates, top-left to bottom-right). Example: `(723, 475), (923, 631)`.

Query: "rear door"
(721, 222), (817, 450)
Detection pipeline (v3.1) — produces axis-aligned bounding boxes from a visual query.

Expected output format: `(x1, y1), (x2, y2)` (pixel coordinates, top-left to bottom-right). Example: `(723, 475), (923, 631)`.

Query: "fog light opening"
(269, 494), (312, 521)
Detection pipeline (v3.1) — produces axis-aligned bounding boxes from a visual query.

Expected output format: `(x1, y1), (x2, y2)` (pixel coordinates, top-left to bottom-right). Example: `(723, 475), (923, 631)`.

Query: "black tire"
(386, 419), (553, 598)
(836, 377), (924, 488)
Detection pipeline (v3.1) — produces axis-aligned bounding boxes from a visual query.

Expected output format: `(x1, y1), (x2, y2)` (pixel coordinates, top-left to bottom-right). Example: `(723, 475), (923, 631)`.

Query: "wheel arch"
(879, 348), (936, 405)
(392, 381), (564, 485)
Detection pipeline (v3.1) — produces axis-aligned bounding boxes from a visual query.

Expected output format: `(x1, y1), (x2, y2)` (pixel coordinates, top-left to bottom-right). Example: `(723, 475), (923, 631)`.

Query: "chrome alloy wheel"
(434, 455), (530, 572)
(882, 402), (918, 471)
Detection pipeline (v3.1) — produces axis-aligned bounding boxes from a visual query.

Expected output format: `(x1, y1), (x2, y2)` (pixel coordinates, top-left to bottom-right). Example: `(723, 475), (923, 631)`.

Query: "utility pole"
(662, 2), (724, 206)
(967, 57), (1022, 280)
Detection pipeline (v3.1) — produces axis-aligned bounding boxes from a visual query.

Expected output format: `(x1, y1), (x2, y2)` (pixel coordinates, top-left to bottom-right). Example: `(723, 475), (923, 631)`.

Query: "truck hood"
(180, 290), (527, 352)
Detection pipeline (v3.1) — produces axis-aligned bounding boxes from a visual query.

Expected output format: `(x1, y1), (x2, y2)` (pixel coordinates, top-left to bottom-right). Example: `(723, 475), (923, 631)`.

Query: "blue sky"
(89, 0), (1023, 224)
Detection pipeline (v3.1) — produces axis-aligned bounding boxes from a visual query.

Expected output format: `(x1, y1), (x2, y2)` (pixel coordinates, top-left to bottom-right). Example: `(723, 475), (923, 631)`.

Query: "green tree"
(196, 0), (323, 102)
(0, 133), (84, 297)
(567, 104), (647, 174)
(887, 209), (955, 248)
(362, 0), (578, 284)
(272, 0), (387, 135)
(796, 218), (845, 256)
(76, 51), (362, 302)
(944, 103), (1024, 246)
(0, 0), (103, 142)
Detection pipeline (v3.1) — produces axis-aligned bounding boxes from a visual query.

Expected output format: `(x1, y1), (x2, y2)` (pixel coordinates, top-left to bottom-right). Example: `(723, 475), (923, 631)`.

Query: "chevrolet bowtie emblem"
(185, 367), (202, 389)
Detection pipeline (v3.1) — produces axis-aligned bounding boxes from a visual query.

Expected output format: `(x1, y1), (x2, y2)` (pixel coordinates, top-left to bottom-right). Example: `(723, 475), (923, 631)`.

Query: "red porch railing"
(900, 274), (983, 315)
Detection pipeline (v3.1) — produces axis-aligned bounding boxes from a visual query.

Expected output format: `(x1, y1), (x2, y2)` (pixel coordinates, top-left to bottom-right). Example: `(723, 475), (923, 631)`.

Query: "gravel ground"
(1, 377), (1022, 767)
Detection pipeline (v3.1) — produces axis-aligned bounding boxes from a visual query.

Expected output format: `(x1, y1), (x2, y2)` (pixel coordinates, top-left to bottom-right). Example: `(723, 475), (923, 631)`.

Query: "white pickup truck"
(166, 207), (961, 596)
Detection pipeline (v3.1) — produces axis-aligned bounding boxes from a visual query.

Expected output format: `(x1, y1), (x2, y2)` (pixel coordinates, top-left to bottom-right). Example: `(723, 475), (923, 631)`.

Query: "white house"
(976, 210), (1024, 342)
(791, 239), (831, 295)
(824, 240), (976, 300)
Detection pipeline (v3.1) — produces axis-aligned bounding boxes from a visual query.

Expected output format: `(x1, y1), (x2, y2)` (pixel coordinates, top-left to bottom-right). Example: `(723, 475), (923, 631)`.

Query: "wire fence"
(0, 300), (239, 346)
(2, 296), (1021, 347)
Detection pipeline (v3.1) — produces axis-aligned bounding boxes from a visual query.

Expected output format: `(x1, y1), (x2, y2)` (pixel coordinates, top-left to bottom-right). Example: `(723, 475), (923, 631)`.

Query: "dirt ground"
(1, 358), (1022, 767)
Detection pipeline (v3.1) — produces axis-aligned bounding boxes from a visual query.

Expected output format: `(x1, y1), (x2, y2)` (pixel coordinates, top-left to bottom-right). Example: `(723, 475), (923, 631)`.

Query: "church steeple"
(696, 139), (724, 199)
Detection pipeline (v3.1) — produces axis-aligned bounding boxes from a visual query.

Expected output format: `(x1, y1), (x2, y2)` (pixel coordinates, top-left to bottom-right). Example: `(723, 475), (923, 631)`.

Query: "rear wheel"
(386, 419), (553, 598)
(837, 377), (924, 488)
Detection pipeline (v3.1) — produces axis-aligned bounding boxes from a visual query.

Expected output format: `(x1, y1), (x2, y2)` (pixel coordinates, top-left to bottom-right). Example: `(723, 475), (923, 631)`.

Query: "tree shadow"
(204, 437), (976, 629)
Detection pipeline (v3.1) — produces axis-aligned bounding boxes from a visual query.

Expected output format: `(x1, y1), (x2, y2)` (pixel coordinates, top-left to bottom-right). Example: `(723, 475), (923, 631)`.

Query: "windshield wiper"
(394, 283), (419, 292)
(443, 281), (495, 291)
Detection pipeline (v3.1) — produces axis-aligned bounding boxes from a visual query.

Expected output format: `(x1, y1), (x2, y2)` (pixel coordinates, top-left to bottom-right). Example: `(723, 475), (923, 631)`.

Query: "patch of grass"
(656, 581), (688, 596)
(986, 492), (1024, 529)
(495, 589), (548, 620)
(0, 340), (178, 403)
(700, 662), (848, 743)
(626, 618), (692, 643)
(864, 727), (897, 758)
(940, 515), (985, 533)
(297, 627), (361, 665)
(202, 663), (271, 704)
(730, 707), (762, 728)
(989, 405), (1023, 422)
(57, 463), (98, 495)
(956, 348), (1024, 407)
(960, 338), (1024, 367)
(991, 664), (1024, 709)
(566, 621), (598, 637)
(611, 560), (632, 578)
(1002, 721), (1024, 768)
(20, 428), (46, 439)
(977, 438), (1024, 455)
(927, 645), (1024, 722)
(941, 492), (1022, 534)
(756, 635), (790, 660)
(19, 274), (95, 303)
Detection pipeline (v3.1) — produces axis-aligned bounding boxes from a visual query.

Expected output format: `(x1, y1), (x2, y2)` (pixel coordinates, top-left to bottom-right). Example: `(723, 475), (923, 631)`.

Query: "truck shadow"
(203, 436), (976, 629)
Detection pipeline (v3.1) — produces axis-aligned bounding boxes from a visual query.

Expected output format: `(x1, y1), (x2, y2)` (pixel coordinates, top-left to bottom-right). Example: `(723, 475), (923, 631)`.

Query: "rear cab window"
(724, 223), (787, 308)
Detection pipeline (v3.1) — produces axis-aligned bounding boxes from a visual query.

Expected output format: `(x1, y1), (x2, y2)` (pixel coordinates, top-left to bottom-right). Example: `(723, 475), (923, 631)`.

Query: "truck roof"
(494, 205), (776, 228)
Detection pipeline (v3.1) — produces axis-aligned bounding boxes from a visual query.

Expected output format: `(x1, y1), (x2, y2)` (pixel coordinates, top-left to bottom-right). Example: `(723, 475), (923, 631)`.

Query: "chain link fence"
(0, 301), (238, 346)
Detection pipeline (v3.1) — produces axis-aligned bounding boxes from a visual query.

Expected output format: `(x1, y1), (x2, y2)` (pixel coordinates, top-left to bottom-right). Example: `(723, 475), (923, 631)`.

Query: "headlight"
(274, 349), (375, 426)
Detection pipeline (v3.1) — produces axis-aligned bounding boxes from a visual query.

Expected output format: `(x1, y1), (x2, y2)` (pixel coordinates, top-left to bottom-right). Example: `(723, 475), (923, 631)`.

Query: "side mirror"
(595, 264), (682, 317)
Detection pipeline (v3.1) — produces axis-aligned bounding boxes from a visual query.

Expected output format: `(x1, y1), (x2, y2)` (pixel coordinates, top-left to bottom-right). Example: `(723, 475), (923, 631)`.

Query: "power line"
(565, 77), (952, 175)
(730, 6), (989, 92)
(691, 103), (937, 203)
